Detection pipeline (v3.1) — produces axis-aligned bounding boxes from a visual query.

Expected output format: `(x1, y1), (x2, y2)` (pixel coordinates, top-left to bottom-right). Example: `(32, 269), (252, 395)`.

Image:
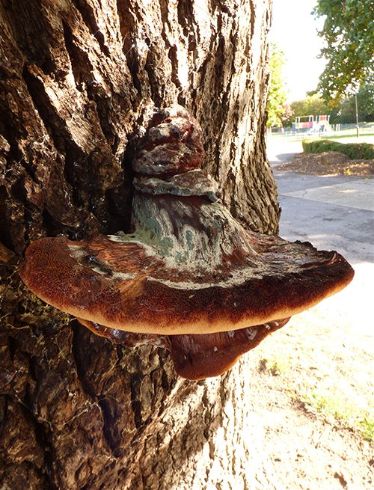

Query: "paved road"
(267, 139), (374, 332)
(245, 141), (374, 490)
(267, 139), (374, 265)
(276, 171), (374, 265)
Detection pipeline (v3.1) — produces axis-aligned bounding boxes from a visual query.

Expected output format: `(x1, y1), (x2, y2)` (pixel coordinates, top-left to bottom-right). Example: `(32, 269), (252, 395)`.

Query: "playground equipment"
(293, 114), (330, 133)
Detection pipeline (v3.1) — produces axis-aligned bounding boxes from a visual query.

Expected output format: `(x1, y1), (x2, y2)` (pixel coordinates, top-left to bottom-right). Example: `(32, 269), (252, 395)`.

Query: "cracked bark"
(0, 0), (279, 488)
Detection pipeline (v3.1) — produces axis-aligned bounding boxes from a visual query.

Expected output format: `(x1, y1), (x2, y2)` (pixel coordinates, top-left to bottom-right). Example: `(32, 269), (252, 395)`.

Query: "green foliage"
(259, 356), (290, 376)
(292, 94), (330, 116)
(284, 85), (374, 125)
(314, 0), (374, 101)
(359, 418), (374, 442)
(300, 389), (374, 442)
(302, 139), (374, 159)
(330, 83), (374, 124)
(266, 45), (288, 127)
(283, 94), (330, 126)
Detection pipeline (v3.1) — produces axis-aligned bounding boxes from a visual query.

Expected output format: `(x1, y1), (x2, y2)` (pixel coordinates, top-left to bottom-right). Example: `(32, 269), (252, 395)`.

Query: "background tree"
(329, 83), (374, 124)
(314, 0), (374, 101)
(266, 44), (288, 127)
(284, 87), (374, 126)
(282, 94), (330, 126)
(0, 1), (279, 488)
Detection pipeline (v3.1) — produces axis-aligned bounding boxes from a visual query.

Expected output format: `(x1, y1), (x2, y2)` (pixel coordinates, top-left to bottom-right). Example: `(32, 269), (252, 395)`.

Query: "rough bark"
(0, 0), (279, 488)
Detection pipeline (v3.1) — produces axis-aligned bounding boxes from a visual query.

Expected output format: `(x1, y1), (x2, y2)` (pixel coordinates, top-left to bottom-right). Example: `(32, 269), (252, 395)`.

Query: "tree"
(0, 1), (279, 488)
(282, 94), (330, 126)
(329, 83), (374, 124)
(291, 94), (330, 118)
(286, 87), (374, 126)
(314, 0), (374, 101)
(266, 45), (288, 127)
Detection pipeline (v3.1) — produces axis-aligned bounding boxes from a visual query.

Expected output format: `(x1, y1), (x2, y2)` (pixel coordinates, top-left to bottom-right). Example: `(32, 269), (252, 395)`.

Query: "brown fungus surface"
(20, 105), (354, 379)
(77, 317), (290, 380)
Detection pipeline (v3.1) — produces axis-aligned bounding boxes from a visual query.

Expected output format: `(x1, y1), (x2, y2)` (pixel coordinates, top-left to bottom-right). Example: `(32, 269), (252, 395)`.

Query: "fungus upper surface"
(20, 105), (354, 336)
(21, 233), (353, 335)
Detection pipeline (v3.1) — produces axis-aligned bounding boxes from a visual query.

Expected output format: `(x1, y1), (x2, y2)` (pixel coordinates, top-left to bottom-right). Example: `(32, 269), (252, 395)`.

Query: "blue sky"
(270, 0), (326, 102)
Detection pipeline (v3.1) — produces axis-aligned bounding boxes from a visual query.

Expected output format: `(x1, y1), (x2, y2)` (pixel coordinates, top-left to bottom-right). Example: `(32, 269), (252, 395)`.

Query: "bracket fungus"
(20, 106), (354, 380)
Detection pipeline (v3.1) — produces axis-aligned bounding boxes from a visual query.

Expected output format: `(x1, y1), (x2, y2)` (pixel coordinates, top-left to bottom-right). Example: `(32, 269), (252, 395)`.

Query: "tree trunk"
(0, 1), (279, 488)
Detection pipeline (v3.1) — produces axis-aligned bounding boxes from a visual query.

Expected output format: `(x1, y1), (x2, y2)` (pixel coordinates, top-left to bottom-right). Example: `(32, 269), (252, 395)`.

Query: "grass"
(298, 389), (374, 443)
(359, 418), (374, 442)
(326, 133), (374, 140)
(258, 356), (290, 376)
(260, 345), (374, 444)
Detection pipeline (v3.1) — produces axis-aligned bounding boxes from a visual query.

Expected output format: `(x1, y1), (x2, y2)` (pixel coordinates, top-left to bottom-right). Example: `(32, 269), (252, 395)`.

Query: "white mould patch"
(148, 272), (248, 290)
(107, 234), (127, 243)
(107, 235), (157, 256)
(90, 266), (107, 276)
(68, 245), (86, 260)
(111, 272), (135, 281)
(149, 125), (172, 140)
(246, 328), (258, 341)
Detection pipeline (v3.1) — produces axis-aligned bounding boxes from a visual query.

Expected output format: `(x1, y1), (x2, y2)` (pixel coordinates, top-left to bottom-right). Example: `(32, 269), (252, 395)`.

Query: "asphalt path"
(243, 140), (374, 489)
(266, 137), (373, 339)
(267, 139), (374, 265)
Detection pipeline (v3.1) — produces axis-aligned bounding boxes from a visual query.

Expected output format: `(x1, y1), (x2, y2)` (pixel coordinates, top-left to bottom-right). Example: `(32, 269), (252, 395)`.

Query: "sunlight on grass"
(359, 418), (374, 442)
(258, 356), (291, 376)
(298, 389), (374, 442)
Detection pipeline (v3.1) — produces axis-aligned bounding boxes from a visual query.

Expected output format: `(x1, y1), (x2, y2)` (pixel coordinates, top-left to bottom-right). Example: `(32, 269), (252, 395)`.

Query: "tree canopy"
(282, 85), (374, 126)
(330, 83), (374, 124)
(266, 45), (288, 127)
(281, 95), (329, 127)
(314, 0), (374, 101)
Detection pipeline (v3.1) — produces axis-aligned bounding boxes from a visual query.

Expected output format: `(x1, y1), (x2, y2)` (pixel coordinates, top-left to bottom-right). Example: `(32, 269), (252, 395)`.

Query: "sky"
(270, 0), (326, 102)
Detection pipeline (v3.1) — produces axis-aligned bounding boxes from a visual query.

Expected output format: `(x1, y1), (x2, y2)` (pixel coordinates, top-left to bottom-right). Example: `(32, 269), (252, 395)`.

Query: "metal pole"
(355, 93), (359, 138)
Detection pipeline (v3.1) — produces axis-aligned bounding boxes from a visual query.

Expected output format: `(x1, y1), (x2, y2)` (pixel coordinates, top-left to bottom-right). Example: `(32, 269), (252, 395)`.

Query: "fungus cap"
(20, 233), (353, 336)
(20, 105), (354, 379)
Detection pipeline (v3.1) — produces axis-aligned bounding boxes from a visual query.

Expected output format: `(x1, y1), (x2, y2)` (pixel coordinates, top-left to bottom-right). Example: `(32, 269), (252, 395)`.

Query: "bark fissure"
(21, 65), (80, 189)
(72, 0), (111, 57)
(97, 396), (122, 456)
(130, 372), (146, 430)
(0, 396), (50, 489)
(71, 322), (97, 400)
(4, 346), (55, 488)
(24, 403), (55, 489)
(61, 20), (94, 94)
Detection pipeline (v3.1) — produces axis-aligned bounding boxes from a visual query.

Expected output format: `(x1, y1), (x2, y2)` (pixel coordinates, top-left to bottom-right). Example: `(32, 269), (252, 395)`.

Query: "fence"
(268, 122), (374, 140)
